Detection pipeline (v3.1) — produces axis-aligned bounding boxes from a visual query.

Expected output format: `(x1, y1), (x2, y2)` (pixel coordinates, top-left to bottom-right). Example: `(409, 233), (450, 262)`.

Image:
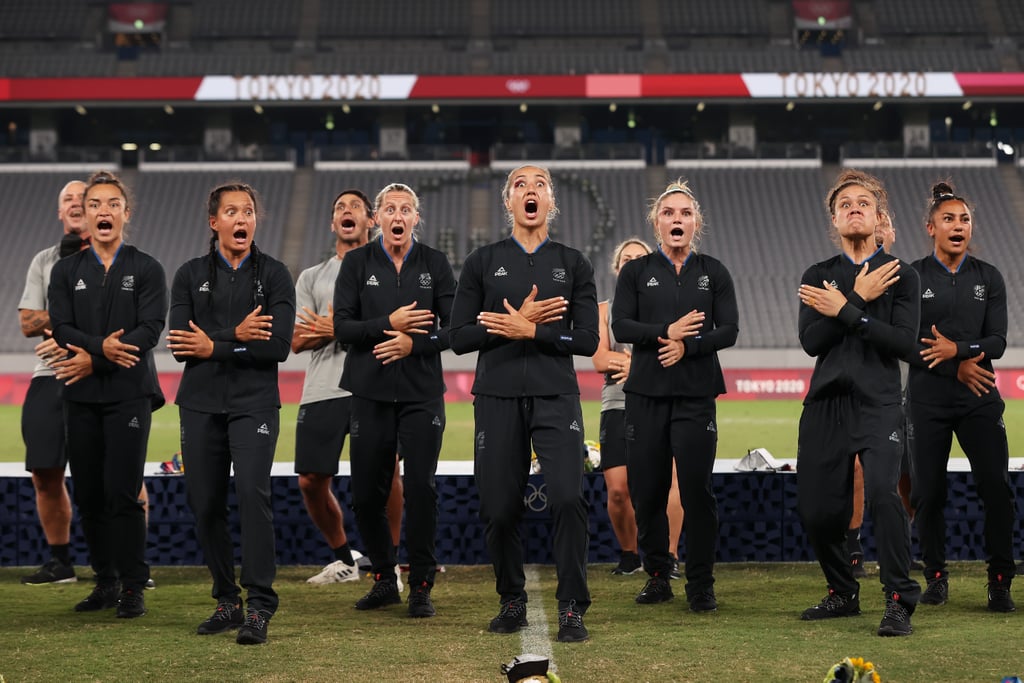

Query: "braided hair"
(206, 182), (265, 309)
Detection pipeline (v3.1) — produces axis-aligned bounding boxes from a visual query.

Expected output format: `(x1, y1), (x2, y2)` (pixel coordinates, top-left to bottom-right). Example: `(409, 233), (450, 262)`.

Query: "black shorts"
(599, 408), (627, 470)
(294, 396), (351, 475)
(21, 376), (66, 471)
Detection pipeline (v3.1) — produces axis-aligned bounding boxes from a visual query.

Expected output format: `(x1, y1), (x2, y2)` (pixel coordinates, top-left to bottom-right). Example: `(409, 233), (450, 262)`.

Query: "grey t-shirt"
(600, 299), (629, 412)
(294, 256), (351, 405)
(18, 245), (60, 379)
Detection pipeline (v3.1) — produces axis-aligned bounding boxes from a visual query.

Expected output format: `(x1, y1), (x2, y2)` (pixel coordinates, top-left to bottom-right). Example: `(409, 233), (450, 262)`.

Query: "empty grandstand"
(2, 0), (1024, 358)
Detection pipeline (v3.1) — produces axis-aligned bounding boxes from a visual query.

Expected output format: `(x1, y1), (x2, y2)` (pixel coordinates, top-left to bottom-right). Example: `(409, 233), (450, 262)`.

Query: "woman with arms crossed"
(167, 182), (295, 645)
(797, 169), (921, 637)
(450, 164), (598, 643)
(333, 182), (455, 618)
(909, 181), (1015, 612)
(49, 171), (166, 619)
(592, 237), (684, 578)
(611, 179), (738, 614)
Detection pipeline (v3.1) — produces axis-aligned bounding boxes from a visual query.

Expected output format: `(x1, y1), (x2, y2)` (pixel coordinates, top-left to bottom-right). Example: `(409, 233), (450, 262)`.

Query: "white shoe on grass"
(306, 550), (364, 585)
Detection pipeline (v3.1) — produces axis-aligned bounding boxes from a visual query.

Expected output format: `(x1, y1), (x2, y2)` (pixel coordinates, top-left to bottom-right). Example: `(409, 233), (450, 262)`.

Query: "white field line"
(521, 565), (556, 672)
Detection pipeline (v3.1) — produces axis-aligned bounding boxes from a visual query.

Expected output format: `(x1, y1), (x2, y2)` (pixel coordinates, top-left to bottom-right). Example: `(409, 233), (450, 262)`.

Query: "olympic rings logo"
(524, 482), (548, 512)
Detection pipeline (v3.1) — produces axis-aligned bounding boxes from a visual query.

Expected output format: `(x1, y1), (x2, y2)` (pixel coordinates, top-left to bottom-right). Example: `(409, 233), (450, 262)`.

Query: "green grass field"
(2, 563), (1021, 682)
(4, 401), (1023, 680)
(0, 399), (1016, 466)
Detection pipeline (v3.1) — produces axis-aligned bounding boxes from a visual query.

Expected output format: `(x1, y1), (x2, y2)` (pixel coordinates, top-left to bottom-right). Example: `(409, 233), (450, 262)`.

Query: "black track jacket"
(48, 244), (166, 404)
(170, 251), (294, 413)
(449, 236), (599, 397)
(799, 249), (920, 406)
(611, 249), (738, 398)
(333, 238), (455, 402)
(909, 253), (1006, 407)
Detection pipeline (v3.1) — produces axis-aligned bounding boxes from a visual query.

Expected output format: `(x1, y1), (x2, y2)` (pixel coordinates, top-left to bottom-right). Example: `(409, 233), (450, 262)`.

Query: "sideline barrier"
(4, 462), (1024, 568)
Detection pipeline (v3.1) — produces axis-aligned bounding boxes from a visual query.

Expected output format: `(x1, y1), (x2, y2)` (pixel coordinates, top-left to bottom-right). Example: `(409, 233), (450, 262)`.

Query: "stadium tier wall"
(4, 164), (1024, 352)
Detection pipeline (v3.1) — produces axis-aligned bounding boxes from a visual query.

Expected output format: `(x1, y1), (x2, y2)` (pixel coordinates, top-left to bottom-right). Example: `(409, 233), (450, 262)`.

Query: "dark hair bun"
(89, 170), (117, 183)
(931, 182), (955, 200)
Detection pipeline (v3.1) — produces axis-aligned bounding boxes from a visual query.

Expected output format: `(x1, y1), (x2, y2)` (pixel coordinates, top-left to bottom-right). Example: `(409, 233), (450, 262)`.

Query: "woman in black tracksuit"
(611, 179), (738, 614)
(909, 181), (1015, 612)
(49, 171), (166, 619)
(167, 183), (294, 646)
(796, 169), (921, 637)
(333, 182), (455, 618)
(450, 165), (598, 643)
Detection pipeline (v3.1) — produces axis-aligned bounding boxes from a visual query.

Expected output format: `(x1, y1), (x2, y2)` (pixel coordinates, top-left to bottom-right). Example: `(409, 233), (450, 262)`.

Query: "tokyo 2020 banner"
(4, 72), (1024, 104)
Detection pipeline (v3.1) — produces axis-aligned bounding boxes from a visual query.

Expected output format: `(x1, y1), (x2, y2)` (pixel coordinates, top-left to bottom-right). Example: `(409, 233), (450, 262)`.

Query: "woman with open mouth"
(48, 170), (167, 620)
(907, 180), (1016, 613)
(333, 182), (456, 619)
(591, 237), (686, 581)
(611, 179), (738, 616)
(450, 164), (599, 643)
(167, 182), (295, 645)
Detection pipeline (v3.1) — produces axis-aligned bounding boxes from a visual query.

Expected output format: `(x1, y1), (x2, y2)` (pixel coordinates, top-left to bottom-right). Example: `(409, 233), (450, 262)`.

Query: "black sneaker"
(801, 588), (860, 620)
(145, 578), (156, 590)
(116, 588), (146, 618)
(74, 582), (120, 612)
(850, 553), (867, 579)
(196, 600), (244, 635)
(689, 589), (718, 613)
(236, 609), (271, 645)
(488, 597), (528, 633)
(988, 576), (1016, 613)
(21, 558), (77, 585)
(920, 572), (948, 606)
(610, 551), (641, 576)
(877, 592), (913, 636)
(355, 573), (401, 610)
(408, 581), (436, 618)
(669, 559), (682, 581)
(635, 574), (674, 604)
(556, 601), (588, 643)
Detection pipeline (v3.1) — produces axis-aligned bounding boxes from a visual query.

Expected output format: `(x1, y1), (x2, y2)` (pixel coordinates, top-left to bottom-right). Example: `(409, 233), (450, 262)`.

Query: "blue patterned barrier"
(3, 471), (1023, 567)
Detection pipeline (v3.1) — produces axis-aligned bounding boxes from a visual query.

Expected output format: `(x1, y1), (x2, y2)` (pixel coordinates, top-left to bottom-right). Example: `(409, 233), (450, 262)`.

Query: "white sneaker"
(395, 564), (404, 593)
(306, 551), (364, 585)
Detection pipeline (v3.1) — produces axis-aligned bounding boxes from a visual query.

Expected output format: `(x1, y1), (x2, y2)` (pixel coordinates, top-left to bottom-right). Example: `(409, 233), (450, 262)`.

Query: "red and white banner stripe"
(5, 72), (1024, 103)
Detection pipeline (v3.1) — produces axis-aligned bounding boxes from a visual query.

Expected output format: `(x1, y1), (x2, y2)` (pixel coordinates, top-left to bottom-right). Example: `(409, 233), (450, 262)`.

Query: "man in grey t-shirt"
(294, 189), (404, 586)
(17, 179), (87, 584)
